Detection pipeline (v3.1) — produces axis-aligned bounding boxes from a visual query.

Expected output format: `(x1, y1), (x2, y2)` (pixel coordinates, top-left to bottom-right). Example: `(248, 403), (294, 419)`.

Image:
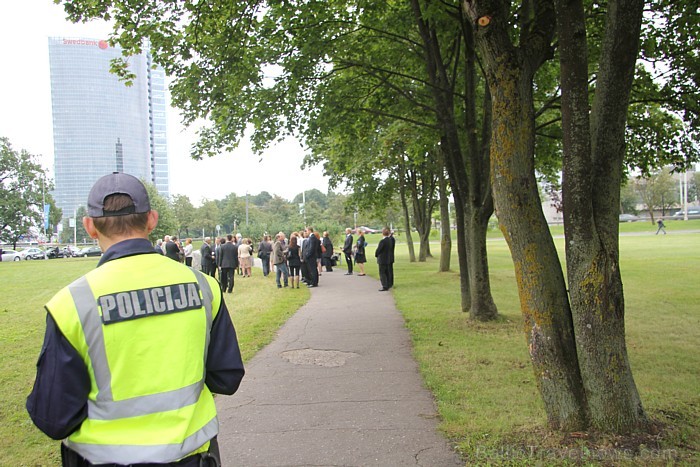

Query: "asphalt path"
(216, 267), (462, 467)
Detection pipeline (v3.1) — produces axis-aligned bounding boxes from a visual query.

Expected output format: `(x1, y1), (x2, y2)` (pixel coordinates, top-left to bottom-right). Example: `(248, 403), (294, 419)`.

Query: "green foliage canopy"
(0, 137), (52, 246)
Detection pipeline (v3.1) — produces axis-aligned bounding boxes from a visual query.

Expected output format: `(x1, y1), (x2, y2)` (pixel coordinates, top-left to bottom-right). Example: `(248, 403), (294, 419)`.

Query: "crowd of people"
(262, 226), (395, 292)
(152, 226), (396, 293)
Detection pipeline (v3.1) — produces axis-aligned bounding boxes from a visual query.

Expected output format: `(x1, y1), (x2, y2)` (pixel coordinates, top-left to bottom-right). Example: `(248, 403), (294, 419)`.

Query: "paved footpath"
(216, 268), (463, 466)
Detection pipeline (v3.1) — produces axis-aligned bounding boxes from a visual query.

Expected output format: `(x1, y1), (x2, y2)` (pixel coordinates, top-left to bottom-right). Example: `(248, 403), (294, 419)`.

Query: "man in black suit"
(387, 230), (396, 289)
(164, 235), (181, 262)
(219, 234), (239, 293)
(342, 228), (354, 275)
(304, 227), (320, 287)
(375, 228), (392, 291)
(200, 236), (214, 276)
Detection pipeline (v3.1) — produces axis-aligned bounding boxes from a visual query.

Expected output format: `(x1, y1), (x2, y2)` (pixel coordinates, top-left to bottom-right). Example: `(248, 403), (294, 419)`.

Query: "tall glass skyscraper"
(48, 37), (169, 217)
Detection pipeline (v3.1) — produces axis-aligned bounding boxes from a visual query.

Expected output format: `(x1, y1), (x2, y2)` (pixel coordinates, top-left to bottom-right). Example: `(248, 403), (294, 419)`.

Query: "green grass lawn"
(1, 226), (698, 465)
(0, 257), (308, 466)
(375, 230), (700, 465)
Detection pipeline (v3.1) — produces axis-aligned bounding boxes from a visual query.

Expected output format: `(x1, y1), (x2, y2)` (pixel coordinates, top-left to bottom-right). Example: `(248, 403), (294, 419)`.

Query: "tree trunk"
(438, 165), (452, 272)
(399, 175), (417, 262)
(463, 22), (497, 321)
(465, 207), (497, 320)
(408, 169), (435, 262)
(489, 67), (587, 431)
(557, 0), (648, 433)
(451, 171), (472, 313)
(411, 0), (498, 318)
(417, 230), (431, 261)
(465, 0), (588, 430)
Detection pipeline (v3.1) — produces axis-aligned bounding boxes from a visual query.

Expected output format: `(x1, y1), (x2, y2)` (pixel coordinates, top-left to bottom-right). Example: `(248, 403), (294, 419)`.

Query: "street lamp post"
(302, 190), (306, 224)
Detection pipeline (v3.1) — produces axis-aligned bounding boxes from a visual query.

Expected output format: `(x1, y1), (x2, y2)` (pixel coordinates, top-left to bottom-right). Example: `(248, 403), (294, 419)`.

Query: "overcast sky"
(0, 0), (330, 206)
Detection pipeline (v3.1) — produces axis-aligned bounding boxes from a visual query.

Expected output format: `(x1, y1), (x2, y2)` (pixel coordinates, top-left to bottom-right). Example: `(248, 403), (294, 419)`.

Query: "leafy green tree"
(0, 138), (49, 248)
(322, 193), (355, 228)
(47, 195), (63, 237)
(626, 82), (699, 177)
(194, 200), (222, 238)
(250, 191), (273, 207)
(60, 206), (89, 245)
(639, 0), (700, 133)
(687, 171), (700, 204)
(144, 182), (177, 244)
(170, 194), (195, 238)
(218, 194), (245, 233)
(620, 181), (639, 215)
(632, 168), (678, 222)
(292, 189), (328, 212)
(264, 196), (297, 226)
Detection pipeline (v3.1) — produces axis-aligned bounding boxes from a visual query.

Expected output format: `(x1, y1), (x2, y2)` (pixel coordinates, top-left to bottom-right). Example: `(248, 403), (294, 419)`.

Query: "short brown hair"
(92, 194), (149, 236)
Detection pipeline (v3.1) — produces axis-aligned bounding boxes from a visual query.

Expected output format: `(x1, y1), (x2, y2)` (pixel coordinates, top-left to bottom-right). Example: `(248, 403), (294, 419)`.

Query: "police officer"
(27, 173), (244, 466)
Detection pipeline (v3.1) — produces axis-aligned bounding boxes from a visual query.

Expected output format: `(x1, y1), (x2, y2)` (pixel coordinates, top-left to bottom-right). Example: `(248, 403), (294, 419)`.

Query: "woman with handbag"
(354, 229), (367, 276)
(321, 231), (334, 272)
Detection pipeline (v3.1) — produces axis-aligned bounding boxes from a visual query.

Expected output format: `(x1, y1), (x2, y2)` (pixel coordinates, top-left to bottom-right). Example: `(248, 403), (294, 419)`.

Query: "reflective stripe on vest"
(68, 416), (218, 465)
(56, 262), (219, 464)
(67, 270), (214, 421)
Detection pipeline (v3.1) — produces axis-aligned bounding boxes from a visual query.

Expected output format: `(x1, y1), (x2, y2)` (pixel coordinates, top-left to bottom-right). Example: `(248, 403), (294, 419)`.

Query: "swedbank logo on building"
(62, 38), (110, 50)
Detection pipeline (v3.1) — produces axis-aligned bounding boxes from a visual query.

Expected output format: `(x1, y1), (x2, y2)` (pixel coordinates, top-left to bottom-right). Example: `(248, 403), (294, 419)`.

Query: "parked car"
(79, 246), (103, 257)
(63, 245), (81, 257)
(671, 208), (700, 219)
(618, 213), (640, 222)
(19, 247), (47, 260)
(1, 249), (21, 262)
(46, 246), (66, 259)
(358, 226), (381, 234)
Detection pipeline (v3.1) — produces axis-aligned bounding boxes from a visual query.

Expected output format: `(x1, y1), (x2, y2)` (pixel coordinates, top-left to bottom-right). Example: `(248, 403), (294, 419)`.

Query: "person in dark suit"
(342, 228), (354, 275)
(387, 231), (396, 289)
(200, 237), (214, 276)
(321, 231), (334, 272)
(299, 231), (310, 285)
(219, 234), (239, 293)
(375, 228), (392, 291)
(215, 237), (224, 277)
(354, 229), (367, 276)
(304, 227), (320, 287)
(164, 235), (182, 262)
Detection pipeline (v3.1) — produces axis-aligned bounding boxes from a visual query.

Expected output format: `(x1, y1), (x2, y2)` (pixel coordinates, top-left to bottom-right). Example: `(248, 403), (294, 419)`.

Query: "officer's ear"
(83, 217), (99, 239)
(146, 210), (159, 234)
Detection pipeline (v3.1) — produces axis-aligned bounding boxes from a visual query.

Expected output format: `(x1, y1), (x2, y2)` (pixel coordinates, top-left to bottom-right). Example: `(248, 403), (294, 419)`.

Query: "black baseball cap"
(87, 172), (151, 218)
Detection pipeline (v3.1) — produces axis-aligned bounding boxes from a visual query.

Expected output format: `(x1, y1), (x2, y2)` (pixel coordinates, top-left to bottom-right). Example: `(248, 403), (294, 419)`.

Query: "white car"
(18, 247), (47, 260)
(672, 208), (700, 219)
(1, 249), (22, 261)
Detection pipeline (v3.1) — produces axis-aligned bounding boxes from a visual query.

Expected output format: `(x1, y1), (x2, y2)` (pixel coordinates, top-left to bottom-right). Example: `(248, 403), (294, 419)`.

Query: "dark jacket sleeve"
(303, 237), (314, 259)
(26, 313), (90, 440)
(375, 238), (385, 258)
(205, 300), (245, 395)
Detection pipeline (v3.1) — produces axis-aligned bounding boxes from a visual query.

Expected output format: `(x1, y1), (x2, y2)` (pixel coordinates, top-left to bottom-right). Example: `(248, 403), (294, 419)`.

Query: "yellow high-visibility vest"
(47, 253), (222, 465)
